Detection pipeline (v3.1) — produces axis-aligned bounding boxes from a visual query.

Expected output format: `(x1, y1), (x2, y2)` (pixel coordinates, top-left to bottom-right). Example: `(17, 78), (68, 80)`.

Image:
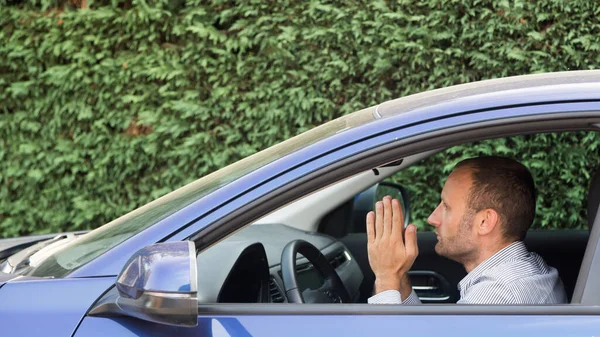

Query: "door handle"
(408, 270), (452, 303)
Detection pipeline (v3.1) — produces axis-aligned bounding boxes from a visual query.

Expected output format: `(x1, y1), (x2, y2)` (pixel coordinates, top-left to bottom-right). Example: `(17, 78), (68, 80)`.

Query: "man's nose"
(428, 204), (442, 228)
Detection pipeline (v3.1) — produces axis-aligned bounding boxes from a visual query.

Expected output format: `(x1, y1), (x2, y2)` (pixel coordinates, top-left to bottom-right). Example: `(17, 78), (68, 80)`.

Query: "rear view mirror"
(89, 241), (198, 327)
(374, 182), (411, 227)
(350, 182), (411, 233)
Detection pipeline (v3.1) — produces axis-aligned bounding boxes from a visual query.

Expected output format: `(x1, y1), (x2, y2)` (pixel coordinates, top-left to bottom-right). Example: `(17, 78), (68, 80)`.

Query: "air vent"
(329, 251), (348, 270)
(269, 277), (285, 303)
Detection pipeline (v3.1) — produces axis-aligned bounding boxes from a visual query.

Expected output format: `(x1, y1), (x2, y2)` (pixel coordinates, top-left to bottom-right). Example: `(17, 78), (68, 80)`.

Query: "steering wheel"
(280, 240), (351, 303)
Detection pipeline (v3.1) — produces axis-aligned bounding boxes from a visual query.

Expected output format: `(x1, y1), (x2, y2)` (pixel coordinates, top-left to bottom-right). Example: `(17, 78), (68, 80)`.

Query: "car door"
(73, 101), (600, 337)
(74, 310), (600, 337)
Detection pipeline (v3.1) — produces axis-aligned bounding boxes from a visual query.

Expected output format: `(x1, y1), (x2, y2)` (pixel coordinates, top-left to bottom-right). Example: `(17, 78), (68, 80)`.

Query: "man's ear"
(475, 208), (499, 236)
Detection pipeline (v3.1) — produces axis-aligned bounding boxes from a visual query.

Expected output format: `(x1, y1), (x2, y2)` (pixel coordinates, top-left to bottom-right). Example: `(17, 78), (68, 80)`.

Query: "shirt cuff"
(368, 290), (401, 304)
(402, 289), (421, 304)
(368, 289), (420, 304)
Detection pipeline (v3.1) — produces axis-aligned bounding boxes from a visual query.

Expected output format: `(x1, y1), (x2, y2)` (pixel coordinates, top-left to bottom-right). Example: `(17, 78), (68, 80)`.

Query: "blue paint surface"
(74, 313), (600, 337)
(0, 277), (114, 337)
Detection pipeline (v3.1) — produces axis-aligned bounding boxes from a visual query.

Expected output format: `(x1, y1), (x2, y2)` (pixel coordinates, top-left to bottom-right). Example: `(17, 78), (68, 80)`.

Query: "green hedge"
(1, 0), (600, 237)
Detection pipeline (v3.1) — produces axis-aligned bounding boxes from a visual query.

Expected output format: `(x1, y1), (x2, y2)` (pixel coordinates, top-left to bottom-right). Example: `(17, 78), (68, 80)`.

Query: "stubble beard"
(435, 210), (477, 264)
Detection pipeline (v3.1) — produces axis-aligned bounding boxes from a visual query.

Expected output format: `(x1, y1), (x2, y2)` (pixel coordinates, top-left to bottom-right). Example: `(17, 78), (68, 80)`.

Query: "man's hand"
(366, 196), (418, 299)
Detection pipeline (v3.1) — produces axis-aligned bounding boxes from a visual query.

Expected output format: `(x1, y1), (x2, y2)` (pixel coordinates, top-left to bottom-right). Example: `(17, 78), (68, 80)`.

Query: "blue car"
(2, 71), (600, 337)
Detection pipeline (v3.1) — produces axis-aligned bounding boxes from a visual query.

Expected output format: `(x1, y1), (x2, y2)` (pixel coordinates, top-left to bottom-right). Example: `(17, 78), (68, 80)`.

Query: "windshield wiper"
(0, 234), (78, 274)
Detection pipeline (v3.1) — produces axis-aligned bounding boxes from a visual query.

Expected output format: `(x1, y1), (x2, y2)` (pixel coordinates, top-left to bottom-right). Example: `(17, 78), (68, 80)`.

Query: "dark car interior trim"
(217, 243), (270, 303)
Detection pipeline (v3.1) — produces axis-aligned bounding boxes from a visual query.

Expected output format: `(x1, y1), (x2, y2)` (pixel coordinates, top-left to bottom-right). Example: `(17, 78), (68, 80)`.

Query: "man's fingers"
(382, 196), (392, 237)
(404, 224), (419, 259)
(366, 211), (375, 243)
(391, 198), (405, 241)
(375, 201), (383, 240)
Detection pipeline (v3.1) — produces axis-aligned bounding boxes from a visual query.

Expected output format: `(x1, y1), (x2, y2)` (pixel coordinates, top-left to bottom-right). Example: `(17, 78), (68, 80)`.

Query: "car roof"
(375, 70), (600, 118)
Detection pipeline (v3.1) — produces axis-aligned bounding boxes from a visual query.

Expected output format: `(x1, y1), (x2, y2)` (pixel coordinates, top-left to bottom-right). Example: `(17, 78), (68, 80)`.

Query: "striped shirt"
(368, 241), (568, 304)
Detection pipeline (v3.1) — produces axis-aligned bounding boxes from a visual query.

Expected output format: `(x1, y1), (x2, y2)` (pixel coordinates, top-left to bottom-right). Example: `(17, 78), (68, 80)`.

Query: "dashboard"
(195, 223), (363, 303)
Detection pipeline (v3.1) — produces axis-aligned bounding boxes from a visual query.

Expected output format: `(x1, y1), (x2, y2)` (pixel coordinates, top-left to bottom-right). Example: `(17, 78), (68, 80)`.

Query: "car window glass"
(23, 108), (374, 278)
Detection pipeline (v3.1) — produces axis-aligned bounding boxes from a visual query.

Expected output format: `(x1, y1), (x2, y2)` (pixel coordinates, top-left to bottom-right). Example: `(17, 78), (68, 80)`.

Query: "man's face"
(427, 168), (478, 262)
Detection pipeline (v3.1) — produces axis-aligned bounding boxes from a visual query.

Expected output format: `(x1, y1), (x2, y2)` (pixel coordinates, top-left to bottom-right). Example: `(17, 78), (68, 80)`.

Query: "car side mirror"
(350, 182), (411, 233)
(89, 241), (198, 327)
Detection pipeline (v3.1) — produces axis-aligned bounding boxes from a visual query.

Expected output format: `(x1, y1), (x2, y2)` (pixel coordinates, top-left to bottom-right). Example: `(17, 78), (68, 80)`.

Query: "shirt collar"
(458, 241), (529, 291)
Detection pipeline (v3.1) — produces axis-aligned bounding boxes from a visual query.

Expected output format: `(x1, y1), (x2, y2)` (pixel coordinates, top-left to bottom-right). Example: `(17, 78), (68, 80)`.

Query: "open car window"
(387, 131), (599, 232)
(196, 130), (599, 305)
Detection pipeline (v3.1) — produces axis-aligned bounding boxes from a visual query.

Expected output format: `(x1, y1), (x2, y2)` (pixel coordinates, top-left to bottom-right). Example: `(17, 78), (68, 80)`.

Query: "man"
(367, 156), (567, 304)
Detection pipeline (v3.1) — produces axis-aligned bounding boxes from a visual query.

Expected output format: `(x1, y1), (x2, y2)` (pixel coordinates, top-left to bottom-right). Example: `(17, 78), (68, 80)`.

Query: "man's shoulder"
(480, 251), (552, 283)
(459, 278), (521, 304)
(475, 253), (567, 304)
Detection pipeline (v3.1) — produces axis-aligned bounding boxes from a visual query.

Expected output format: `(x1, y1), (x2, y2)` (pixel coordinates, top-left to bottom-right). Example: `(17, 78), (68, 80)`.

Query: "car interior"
(198, 130), (599, 305)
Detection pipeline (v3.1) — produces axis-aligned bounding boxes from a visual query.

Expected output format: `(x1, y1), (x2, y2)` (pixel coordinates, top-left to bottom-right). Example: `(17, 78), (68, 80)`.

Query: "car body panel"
(74, 313), (600, 337)
(211, 314), (600, 337)
(375, 71), (600, 118)
(0, 272), (19, 290)
(0, 277), (115, 337)
(0, 233), (62, 255)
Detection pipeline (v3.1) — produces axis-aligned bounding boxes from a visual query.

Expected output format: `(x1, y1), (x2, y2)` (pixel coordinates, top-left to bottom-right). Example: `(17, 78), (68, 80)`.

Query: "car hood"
(0, 233), (61, 255)
(0, 272), (18, 290)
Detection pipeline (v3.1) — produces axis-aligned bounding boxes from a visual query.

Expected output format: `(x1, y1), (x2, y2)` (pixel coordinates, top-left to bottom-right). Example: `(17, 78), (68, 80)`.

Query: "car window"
(319, 131), (599, 304)
(188, 119), (600, 307)
(386, 131), (600, 232)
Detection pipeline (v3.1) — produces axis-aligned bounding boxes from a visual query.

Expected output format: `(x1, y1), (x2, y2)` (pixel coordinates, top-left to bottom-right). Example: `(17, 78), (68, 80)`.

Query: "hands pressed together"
(366, 196), (418, 300)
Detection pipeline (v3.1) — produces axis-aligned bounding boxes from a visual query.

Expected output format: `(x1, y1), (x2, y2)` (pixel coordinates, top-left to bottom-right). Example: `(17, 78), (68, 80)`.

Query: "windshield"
(24, 108), (374, 278)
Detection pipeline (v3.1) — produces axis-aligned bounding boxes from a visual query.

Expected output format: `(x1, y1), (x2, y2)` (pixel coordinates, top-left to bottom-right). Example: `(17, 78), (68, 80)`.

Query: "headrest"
(588, 165), (600, 228)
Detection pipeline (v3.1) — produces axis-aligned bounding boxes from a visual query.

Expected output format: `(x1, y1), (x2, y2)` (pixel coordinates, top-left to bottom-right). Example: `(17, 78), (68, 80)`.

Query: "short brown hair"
(454, 156), (536, 241)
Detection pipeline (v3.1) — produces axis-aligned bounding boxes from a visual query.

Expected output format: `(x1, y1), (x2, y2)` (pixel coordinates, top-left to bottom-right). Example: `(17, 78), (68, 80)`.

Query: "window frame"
(185, 107), (600, 312)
